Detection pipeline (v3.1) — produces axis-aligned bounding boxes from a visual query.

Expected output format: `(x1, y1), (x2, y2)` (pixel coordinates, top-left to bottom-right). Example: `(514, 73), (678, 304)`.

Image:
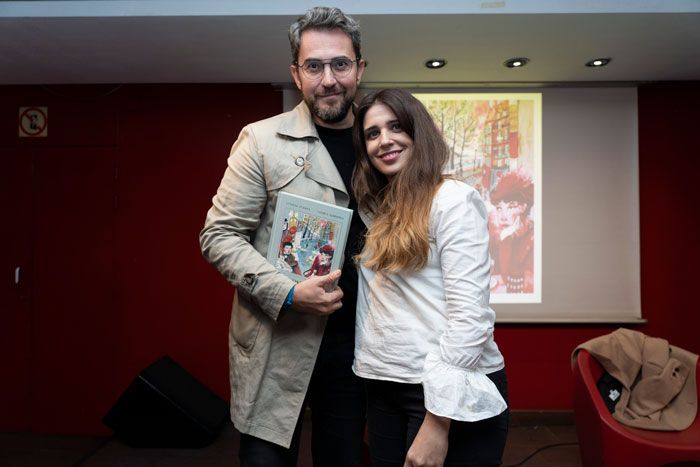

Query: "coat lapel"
(277, 102), (349, 200)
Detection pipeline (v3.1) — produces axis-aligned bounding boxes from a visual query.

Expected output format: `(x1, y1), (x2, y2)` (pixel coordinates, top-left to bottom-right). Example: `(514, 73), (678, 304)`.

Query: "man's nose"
(320, 64), (338, 86)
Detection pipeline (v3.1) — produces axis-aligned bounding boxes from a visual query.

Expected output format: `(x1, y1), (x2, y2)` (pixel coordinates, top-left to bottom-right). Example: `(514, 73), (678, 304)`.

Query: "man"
(278, 241), (302, 275)
(199, 6), (366, 467)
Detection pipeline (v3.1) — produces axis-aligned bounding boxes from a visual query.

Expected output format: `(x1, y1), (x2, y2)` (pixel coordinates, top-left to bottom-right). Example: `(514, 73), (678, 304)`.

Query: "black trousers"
(239, 334), (366, 467)
(365, 368), (509, 467)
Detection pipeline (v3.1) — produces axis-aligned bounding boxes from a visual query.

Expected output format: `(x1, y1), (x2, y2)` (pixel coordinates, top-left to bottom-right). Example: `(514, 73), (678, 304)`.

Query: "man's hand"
(404, 412), (450, 467)
(291, 270), (343, 316)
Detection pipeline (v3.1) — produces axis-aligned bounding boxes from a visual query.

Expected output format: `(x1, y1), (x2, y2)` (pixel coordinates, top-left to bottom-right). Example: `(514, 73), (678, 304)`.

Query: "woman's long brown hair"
(352, 89), (449, 272)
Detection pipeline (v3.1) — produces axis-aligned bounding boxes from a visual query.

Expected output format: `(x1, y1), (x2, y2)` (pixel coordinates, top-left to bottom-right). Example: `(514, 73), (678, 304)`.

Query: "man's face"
(290, 28), (365, 128)
(283, 245), (292, 255)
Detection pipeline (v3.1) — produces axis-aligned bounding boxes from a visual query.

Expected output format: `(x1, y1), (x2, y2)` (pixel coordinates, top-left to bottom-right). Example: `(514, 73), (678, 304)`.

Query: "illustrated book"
(266, 192), (352, 283)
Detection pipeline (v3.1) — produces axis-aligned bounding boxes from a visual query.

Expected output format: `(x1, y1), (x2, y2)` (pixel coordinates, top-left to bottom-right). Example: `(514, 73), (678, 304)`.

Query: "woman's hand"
(404, 411), (451, 467)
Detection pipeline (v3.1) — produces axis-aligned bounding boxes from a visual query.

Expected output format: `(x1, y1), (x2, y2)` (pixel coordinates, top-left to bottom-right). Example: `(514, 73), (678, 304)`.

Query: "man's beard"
(308, 88), (355, 124)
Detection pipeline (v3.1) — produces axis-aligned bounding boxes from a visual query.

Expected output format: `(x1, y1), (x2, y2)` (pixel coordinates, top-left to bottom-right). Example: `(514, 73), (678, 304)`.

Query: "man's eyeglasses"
(294, 57), (360, 79)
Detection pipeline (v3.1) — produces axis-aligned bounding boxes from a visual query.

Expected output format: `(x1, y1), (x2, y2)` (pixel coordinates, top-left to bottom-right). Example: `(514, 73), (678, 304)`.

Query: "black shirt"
(315, 124), (365, 338)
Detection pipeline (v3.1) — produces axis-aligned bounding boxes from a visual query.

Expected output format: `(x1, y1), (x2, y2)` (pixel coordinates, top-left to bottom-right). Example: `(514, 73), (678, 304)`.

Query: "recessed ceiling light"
(425, 59), (446, 69)
(586, 58), (611, 67)
(504, 57), (529, 68)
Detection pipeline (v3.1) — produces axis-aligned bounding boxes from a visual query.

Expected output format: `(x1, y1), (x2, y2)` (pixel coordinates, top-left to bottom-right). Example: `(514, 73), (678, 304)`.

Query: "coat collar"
(277, 101), (318, 140)
(277, 101), (349, 199)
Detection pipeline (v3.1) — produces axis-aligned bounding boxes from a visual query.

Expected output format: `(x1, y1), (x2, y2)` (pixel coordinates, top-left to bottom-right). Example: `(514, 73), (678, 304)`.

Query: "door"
(0, 148), (33, 430)
(30, 146), (117, 433)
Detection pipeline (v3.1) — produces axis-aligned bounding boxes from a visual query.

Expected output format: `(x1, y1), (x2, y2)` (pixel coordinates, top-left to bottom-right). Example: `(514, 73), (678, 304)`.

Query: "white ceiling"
(1, 0), (699, 86)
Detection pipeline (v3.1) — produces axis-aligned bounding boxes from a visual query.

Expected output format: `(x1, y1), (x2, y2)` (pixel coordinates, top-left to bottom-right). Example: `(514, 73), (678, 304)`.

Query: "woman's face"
(362, 103), (413, 180)
(495, 200), (527, 227)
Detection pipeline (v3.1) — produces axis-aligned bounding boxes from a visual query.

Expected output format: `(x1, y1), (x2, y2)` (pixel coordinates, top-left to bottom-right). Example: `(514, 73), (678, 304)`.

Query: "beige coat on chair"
(574, 328), (698, 431)
(200, 102), (351, 448)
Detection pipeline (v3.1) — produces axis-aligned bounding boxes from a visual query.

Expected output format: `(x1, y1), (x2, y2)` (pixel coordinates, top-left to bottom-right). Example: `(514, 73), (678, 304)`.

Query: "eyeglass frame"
(293, 56), (363, 79)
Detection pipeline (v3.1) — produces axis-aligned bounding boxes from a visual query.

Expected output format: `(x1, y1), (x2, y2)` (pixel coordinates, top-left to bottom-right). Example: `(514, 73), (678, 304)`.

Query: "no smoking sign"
(19, 106), (48, 137)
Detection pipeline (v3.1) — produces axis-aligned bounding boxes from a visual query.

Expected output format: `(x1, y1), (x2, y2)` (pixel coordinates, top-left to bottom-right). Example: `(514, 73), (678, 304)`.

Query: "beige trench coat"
(200, 102), (351, 448)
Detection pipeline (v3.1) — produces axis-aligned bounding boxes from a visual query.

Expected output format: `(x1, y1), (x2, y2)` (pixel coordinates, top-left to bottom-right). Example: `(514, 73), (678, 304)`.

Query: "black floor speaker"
(103, 355), (229, 448)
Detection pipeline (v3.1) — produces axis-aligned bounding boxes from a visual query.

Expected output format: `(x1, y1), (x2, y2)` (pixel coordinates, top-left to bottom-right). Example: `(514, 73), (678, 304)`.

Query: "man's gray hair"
(288, 6), (361, 63)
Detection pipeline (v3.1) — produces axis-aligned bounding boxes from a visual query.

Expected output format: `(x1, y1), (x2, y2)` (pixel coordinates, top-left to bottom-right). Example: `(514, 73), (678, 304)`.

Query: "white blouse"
(353, 180), (507, 421)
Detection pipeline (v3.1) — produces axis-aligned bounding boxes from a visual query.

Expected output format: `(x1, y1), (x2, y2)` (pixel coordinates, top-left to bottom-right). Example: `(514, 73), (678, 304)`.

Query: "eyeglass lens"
(301, 57), (355, 77)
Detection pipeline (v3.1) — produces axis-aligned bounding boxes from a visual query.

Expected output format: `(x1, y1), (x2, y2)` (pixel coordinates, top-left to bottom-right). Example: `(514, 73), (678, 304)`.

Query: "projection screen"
(283, 87), (642, 323)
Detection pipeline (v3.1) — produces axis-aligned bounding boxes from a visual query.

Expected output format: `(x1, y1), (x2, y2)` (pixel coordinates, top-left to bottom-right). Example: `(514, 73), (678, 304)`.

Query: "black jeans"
(239, 334), (366, 467)
(365, 368), (509, 467)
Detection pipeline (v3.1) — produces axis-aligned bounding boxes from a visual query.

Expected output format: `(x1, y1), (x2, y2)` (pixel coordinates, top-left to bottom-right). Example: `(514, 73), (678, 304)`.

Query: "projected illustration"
(414, 93), (542, 303)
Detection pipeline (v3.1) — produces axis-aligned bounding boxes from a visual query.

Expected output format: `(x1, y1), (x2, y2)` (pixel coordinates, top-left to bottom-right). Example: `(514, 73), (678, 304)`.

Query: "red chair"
(572, 349), (700, 466)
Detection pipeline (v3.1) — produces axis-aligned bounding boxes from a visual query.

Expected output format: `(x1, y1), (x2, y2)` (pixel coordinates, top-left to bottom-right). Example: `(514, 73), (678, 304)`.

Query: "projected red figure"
(489, 170), (534, 294)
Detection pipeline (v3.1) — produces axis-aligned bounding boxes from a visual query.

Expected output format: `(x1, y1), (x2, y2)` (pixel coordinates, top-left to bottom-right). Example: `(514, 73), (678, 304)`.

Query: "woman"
(351, 88), (509, 467)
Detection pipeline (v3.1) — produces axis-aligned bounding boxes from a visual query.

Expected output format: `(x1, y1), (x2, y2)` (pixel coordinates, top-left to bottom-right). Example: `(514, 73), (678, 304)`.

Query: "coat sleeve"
(199, 125), (295, 321)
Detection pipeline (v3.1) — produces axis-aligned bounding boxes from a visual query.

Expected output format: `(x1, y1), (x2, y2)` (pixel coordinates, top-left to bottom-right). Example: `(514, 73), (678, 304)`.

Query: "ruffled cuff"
(422, 352), (507, 422)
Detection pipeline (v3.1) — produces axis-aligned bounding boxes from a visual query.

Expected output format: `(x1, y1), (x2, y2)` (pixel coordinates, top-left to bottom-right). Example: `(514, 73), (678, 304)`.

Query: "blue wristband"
(282, 286), (295, 311)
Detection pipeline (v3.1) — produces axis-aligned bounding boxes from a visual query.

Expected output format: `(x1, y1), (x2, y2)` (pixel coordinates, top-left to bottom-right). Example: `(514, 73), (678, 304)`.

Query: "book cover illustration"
(267, 192), (352, 283)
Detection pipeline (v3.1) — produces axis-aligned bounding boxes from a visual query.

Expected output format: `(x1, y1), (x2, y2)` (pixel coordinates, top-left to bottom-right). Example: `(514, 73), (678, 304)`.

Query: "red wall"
(1, 82), (698, 434)
(0, 84), (281, 434)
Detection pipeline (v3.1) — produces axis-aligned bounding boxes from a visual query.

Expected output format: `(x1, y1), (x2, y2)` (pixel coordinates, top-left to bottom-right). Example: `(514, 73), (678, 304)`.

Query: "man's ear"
(290, 64), (303, 91)
(356, 59), (367, 84)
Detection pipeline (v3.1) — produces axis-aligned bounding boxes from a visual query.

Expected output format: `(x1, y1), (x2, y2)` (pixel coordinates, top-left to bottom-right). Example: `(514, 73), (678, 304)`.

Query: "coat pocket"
(230, 300), (263, 352)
